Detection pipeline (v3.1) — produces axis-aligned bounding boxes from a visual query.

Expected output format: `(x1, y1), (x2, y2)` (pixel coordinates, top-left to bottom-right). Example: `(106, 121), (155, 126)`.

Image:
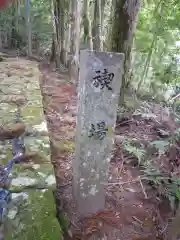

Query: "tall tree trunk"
(50, 37), (56, 62)
(11, 15), (16, 48)
(11, 3), (16, 48)
(26, 0), (32, 57)
(11, 1), (21, 49)
(59, 1), (66, 66)
(137, 0), (163, 92)
(101, 0), (106, 25)
(100, 0), (107, 48)
(53, 0), (68, 70)
(69, 0), (81, 83)
(0, 30), (2, 50)
(111, 0), (141, 105)
(51, 0), (61, 71)
(55, 0), (61, 69)
(4, 32), (8, 48)
(137, 37), (156, 91)
(64, 1), (71, 67)
(105, 0), (115, 50)
(92, 0), (103, 50)
(82, 0), (93, 50)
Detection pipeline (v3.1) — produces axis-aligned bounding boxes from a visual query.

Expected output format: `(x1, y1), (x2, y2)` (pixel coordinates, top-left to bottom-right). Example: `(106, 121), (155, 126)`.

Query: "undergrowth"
(122, 134), (180, 210)
(118, 96), (180, 211)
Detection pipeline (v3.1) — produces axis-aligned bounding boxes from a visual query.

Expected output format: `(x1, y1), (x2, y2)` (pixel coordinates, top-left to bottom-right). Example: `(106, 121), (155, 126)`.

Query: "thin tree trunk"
(69, 0), (81, 83)
(83, 0), (93, 50)
(105, 0), (115, 50)
(4, 32), (8, 48)
(111, 0), (141, 105)
(64, 1), (72, 67)
(92, 0), (103, 50)
(137, 0), (163, 92)
(0, 30), (2, 50)
(100, 0), (107, 48)
(11, 4), (16, 48)
(50, 37), (56, 62)
(137, 37), (156, 91)
(101, 0), (106, 25)
(51, 0), (61, 71)
(59, 1), (66, 66)
(26, 0), (32, 57)
(11, 2), (20, 49)
(53, 0), (68, 70)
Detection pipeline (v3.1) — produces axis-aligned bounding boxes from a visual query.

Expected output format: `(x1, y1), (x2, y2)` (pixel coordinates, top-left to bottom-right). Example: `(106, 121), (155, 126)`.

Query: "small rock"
(32, 164), (40, 170)
(8, 207), (18, 220)
(72, 111), (77, 117)
(11, 192), (28, 201)
(114, 135), (125, 143)
(11, 177), (36, 187)
(32, 121), (47, 132)
(6, 71), (12, 77)
(0, 123), (26, 140)
(8, 96), (27, 106)
(45, 175), (56, 186)
(157, 128), (170, 138)
(38, 172), (46, 178)
(63, 115), (75, 124)
(24, 72), (33, 78)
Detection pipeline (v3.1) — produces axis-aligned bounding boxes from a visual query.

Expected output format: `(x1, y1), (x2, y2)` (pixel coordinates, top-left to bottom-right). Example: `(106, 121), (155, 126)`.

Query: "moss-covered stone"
(4, 190), (63, 240)
(0, 59), (62, 239)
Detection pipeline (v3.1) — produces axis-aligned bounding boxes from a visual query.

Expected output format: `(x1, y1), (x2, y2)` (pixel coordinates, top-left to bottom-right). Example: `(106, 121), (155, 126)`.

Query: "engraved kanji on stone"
(92, 68), (114, 91)
(88, 121), (108, 140)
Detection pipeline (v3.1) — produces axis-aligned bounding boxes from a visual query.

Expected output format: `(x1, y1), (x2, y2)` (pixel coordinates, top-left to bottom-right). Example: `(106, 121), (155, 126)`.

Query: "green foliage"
(4, 190), (63, 240)
(164, 178), (180, 209)
(142, 160), (180, 210)
(172, 99), (180, 116)
(174, 127), (180, 137)
(150, 140), (170, 155)
(122, 138), (146, 165)
(132, 0), (180, 96)
(141, 161), (165, 185)
(0, 0), (52, 51)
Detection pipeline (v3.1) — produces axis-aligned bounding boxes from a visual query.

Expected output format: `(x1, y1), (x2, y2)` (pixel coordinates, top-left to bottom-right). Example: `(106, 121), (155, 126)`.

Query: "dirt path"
(39, 63), (177, 240)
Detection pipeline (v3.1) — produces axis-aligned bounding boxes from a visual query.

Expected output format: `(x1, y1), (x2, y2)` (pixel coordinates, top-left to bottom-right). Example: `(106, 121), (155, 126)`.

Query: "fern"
(142, 161), (180, 210)
(123, 141), (146, 165)
(163, 178), (180, 210)
(173, 127), (180, 141)
(141, 161), (165, 185)
(150, 140), (170, 155)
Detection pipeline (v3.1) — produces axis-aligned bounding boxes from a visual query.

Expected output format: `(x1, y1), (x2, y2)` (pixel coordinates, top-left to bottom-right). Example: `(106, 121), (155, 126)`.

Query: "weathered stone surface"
(0, 59), (61, 239)
(4, 190), (62, 240)
(73, 50), (124, 216)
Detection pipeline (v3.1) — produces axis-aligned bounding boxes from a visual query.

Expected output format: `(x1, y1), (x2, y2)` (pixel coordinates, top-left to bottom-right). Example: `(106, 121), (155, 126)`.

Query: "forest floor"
(1, 52), (179, 240)
(39, 62), (180, 240)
